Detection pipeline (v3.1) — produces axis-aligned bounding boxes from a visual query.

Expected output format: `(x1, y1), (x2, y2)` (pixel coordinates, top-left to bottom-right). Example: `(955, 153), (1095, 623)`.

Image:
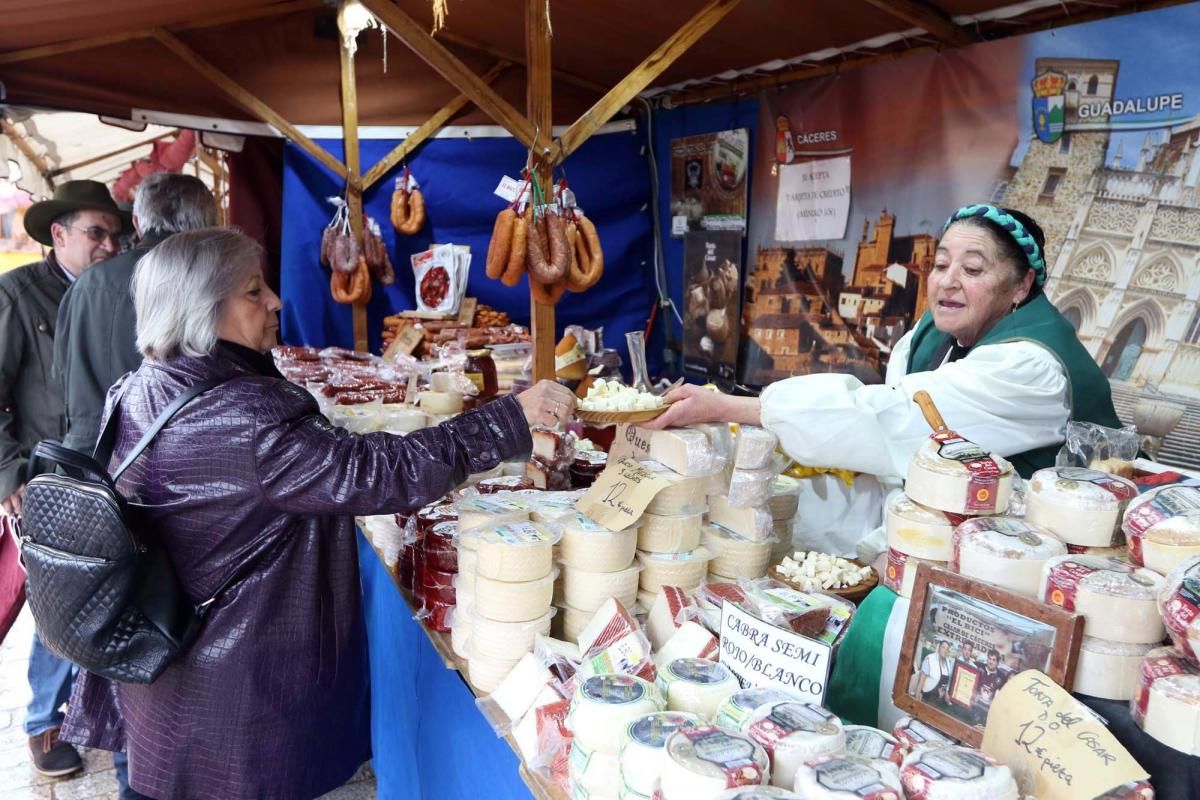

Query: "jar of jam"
(464, 349), (498, 402)
(570, 450), (608, 489)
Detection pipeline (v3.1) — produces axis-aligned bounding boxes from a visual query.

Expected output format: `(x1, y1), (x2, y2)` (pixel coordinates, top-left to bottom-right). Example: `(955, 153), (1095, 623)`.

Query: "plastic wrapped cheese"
(562, 563), (642, 613)
(419, 390), (464, 415)
(886, 495), (956, 561)
(703, 525), (772, 580)
(769, 524), (794, 565)
(467, 650), (521, 693)
(1123, 485), (1200, 575)
(708, 495), (773, 542)
(456, 495), (530, 531)
(660, 726), (770, 799)
(768, 476), (801, 521)
(733, 426), (778, 470)
(1040, 555), (1165, 644)
(1026, 466), (1138, 547)
(642, 460), (709, 516)
(899, 746), (1017, 800)
(1131, 645), (1200, 756)
(705, 462), (734, 498)
(561, 513), (638, 572)
(570, 674), (665, 754)
(570, 741), (622, 797)
(951, 517), (1066, 598)
(468, 606), (556, 662)
(486, 650), (555, 722)
(793, 755), (903, 800)
(905, 437), (1013, 515)
(892, 716), (956, 752)
(1158, 554), (1200, 661)
(620, 711), (705, 797)
(656, 658), (737, 721)
(727, 468), (776, 508)
(882, 548), (946, 599)
(654, 621), (719, 667)
(638, 548), (715, 594)
(712, 789), (800, 800)
(474, 569), (558, 623)
(649, 428), (717, 477)
(690, 423), (735, 466)
(1074, 637), (1156, 701)
(639, 512), (705, 554)
(743, 701), (846, 789)
(713, 688), (800, 734)
(843, 725), (905, 767)
(473, 521), (560, 582)
(450, 607), (471, 659)
(646, 586), (695, 651)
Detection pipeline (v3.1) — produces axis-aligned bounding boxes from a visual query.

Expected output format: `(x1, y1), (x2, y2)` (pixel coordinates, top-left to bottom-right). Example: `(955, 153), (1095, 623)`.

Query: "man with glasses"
(0, 179), (127, 779)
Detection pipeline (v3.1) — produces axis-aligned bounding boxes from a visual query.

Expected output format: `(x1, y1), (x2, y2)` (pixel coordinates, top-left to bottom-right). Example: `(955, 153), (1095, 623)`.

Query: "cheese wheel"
(649, 429), (717, 477)
(639, 512), (705, 553)
(450, 608), (472, 659)
(691, 422), (735, 464)
(467, 652), (521, 693)
(712, 789), (800, 799)
(570, 741), (622, 798)
(1132, 645), (1200, 756)
(561, 604), (590, 644)
(769, 524), (794, 565)
(743, 701), (845, 789)
(562, 563), (642, 613)
(1040, 555), (1165, 643)
(705, 463), (733, 497)
(1026, 466), (1137, 547)
(562, 513), (638, 572)
(1124, 485), (1200, 575)
(793, 755), (903, 800)
(886, 495), (956, 561)
(733, 426), (778, 471)
(905, 438), (1013, 515)
(419, 390), (464, 415)
(951, 517), (1066, 598)
(708, 495), (773, 542)
(570, 674), (665, 754)
(702, 525), (772, 580)
(643, 461), (709, 516)
(467, 606), (555, 661)
(769, 476), (801, 521)
(531, 495), (585, 524)
(661, 726), (770, 799)
(1074, 636), (1156, 701)
(638, 548), (714, 594)
(843, 725), (905, 767)
(379, 405), (428, 434)
(713, 688), (799, 733)
(474, 521), (558, 582)
(457, 495), (530, 531)
(619, 711), (705, 797)
(656, 658), (737, 721)
(892, 716), (956, 752)
(882, 548), (946, 599)
(899, 746), (1017, 800)
(474, 570), (557, 622)
(1158, 554), (1200, 660)
(727, 468), (775, 508)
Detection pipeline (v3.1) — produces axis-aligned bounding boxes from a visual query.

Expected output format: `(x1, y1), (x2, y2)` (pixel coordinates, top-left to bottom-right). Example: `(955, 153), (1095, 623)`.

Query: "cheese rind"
(711, 789), (800, 799)
(1124, 485), (1200, 574)
(703, 524), (772, 580)
(562, 563), (642, 613)
(1027, 466), (1137, 547)
(656, 658), (737, 721)
(951, 517), (1066, 598)
(639, 512), (705, 554)
(899, 745), (1017, 800)
(1073, 637), (1156, 701)
(743, 701), (846, 789)
(474, 570), (557, 623)
(569, 741), (622, 797)
(638, 548), (714, 594)
(905, 438), (1013, 515)
(569, 674), (665, 754)
(1039, 555), (1165, 644)
(793, 755), (903, 800)
(707, 495), (773, 542)
(886, 495), (955, 561)
(661, 726), (769, 799)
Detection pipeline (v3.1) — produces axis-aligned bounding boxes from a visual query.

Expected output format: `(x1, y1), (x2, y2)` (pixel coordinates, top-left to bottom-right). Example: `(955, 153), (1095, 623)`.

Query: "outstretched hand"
(516, 380), (577, 429)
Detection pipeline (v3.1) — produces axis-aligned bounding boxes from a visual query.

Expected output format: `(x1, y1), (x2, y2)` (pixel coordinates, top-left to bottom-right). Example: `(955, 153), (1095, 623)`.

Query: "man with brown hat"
(0, 179), (127, 778)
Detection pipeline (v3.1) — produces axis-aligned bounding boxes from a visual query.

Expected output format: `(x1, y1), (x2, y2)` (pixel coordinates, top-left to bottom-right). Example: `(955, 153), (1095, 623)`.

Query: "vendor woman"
(648, 203), (1123, 556)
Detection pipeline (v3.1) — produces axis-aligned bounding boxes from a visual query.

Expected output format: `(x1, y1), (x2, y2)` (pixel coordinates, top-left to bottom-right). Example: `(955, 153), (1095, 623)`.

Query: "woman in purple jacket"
(61, 228), (575, 799)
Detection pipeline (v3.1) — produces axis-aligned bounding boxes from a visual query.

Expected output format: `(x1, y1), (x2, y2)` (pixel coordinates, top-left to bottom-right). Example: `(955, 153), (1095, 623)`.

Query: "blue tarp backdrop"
(279, 127), (663, 371)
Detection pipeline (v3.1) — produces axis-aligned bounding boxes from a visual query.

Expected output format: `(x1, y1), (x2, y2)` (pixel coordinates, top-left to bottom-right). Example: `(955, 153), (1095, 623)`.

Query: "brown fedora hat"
(23, 180), (132, 246)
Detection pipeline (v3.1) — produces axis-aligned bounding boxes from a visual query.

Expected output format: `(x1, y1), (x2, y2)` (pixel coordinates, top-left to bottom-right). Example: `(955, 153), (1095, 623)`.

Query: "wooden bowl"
(769, 560), (879, 605)
(576, 404), (671, 425)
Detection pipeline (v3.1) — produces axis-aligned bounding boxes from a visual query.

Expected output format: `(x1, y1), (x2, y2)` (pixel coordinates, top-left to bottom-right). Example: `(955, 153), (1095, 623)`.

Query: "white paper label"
(719, 602), (831, 705)
(494, 175), (523, 202)
(671, 215), (690, 236)
(774, 156), (851, 242)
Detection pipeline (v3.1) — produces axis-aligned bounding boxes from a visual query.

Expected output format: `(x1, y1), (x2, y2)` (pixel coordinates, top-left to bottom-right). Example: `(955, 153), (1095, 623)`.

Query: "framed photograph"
(893, 564), (1084, 747)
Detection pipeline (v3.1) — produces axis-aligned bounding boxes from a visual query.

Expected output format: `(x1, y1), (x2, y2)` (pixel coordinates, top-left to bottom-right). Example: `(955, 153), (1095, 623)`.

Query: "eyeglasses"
(67, 225), (121, 244)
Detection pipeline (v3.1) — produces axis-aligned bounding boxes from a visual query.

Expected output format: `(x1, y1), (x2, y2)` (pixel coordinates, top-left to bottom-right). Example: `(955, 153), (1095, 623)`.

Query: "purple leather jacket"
(61, 344), (532, 799)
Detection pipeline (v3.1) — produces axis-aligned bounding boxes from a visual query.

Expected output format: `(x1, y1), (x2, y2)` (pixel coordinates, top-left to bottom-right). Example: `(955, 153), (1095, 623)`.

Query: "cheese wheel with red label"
(905, 437), (1013, 516)
(1027, 466), (1137, 547)
(1040, 555), (1165, 644)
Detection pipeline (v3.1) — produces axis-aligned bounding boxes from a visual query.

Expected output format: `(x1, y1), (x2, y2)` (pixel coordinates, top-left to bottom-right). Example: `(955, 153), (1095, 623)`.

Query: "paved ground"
(0, 607), (376, 799)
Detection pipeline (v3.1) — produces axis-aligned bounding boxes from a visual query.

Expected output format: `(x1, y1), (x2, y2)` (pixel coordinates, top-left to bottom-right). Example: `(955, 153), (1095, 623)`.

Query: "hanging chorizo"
(541, 211), (570, 283)
(485, 208), (516, 280)
(500, 207), (530, 287)
(568, 213), (604, 291)
(397, 188), (426, 235)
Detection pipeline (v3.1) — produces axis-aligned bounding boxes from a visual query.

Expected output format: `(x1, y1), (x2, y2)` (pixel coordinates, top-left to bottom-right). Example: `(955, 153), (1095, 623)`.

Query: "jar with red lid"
(570, 450), (608, 489)
(464, 349), (498, 402)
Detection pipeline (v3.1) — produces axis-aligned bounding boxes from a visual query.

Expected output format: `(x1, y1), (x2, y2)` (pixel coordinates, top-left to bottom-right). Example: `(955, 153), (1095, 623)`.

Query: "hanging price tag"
(575, 456), (670, 531)
(494, 175), (523, 202)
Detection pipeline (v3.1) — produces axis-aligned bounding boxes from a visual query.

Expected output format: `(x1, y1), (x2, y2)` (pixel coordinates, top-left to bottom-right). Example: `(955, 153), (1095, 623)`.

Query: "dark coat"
(61, 345), (532, 799)
(0, 253), (70, 498)
(54, 232), (168, 454)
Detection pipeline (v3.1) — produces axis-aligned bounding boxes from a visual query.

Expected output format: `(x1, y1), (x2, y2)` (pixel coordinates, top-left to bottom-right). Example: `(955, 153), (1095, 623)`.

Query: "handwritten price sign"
(575, 456), (670, 531)
(981, 671), (1147, 800)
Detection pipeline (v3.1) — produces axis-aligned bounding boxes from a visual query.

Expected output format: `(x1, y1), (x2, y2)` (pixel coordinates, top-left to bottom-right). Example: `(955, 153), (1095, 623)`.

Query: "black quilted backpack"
(17, 377), (250, 683)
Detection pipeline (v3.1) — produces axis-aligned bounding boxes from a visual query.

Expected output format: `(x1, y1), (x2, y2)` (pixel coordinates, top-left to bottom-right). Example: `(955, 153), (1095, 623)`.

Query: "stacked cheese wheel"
(656, 658), (738, 720)
(724, 428), (778, 529)
(643, 461), (709, 517)
(619, 711), (704, 798)
(1130, 644), (1200, 756)
(462, 520), (560, 692)
(660, 725), (770, 800)
(951, 517), (1066, 598)
(1026, 466), (1138, 549)
(899, 746), (1018, 800)
(905, 437), (1014, 516)
(742, 701), (846, 789)
(1160, 555), (1200, 662)
(1039, 555), (1165, 644)
(418, 389), (464, 415)
(1123, 485), (1200, 576)
(884, 494), (955, 597)
(568, 674), (665, 798)
(768, 475), (802, 564)
(703, 524), (772, 581)
(708, 494), (774, 542)
(556, 513), (640, 640)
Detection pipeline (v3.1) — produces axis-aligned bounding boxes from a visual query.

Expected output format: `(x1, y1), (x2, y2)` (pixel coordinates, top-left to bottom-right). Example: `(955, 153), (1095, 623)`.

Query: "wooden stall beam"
(434, 30), (609, 96)
(337, 4), (369, 354)
(361, 60), (512, 191)
(550, 0), (741, 164)
(150, 29), (352, 183)
(859, 0), (974, 47)
(0, 0), (321, 65)
(48, 132), (173, 178)
(0, 116), (56, 188)
(527, 0), (555, 383)
(359, 0), (551, 154)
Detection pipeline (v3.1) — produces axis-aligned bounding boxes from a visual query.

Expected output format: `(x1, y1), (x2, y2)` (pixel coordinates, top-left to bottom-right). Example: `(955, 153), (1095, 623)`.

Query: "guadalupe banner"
(740, 3), (1200, 469)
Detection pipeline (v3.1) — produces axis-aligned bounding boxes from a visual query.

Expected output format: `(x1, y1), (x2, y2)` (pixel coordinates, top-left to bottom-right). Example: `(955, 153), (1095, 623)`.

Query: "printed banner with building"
(740, 3), (1200, 469)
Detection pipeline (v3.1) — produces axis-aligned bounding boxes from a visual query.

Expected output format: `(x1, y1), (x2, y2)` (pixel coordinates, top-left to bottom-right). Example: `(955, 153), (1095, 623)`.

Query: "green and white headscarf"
(943, 203), (1047, 286)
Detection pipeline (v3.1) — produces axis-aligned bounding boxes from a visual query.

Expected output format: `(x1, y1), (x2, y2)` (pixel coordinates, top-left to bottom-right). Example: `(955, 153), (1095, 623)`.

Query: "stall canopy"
(1, 0), (1180, 131)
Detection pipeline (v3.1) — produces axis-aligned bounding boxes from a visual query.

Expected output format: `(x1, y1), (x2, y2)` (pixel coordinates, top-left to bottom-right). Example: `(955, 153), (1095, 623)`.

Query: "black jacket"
(54, 232), (167, 454)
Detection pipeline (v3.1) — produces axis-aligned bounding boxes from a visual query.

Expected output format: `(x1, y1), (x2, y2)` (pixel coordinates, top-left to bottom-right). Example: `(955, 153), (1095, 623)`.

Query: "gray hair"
(132, 172), (217, 235)
(133, 228), (263, 360)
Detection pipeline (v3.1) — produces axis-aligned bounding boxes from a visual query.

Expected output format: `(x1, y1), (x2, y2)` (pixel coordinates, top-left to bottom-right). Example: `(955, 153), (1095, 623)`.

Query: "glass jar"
(464, 348), (499, 401)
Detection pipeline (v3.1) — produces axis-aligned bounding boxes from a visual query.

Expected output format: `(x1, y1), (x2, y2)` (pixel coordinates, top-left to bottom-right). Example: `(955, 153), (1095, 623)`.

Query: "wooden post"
(527, 0), (555, 383)
(338, 4), (369, 353)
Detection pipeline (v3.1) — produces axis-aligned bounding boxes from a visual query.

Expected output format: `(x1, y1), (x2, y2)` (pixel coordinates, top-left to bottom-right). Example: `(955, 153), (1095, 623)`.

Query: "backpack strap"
(106, 378), (230, 482)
